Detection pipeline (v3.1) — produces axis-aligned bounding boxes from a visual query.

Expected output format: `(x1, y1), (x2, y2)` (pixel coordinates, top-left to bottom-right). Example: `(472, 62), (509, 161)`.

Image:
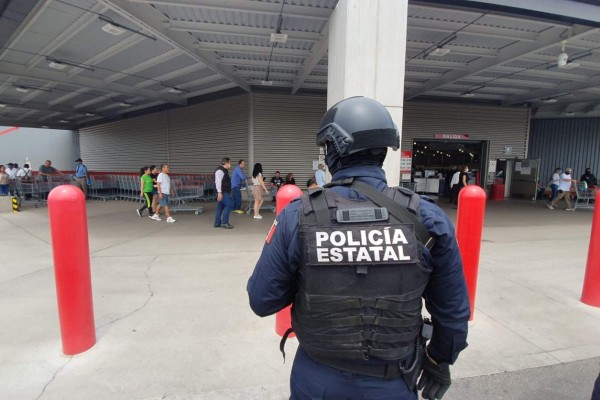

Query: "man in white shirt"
(16, 163), (32, 180)
(150, 164), (176, 222)
(547, 167), (574, 211)
(315, 163), (327, 187)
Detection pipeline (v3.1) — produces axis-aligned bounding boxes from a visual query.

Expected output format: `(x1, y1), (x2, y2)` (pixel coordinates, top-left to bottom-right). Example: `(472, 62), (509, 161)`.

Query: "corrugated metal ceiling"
(0, 0), (599, 129)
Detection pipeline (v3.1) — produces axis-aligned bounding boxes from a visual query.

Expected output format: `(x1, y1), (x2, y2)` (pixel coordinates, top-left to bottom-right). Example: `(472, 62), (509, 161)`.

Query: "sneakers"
(136, 209), (142, 217)
(254, 215), (263, 219)
(150, 214), (161, 221)
(234, 209), (245, 214)
(221, 223), (233, 229)
(166, 217), (176, 223)
(546, 204), (554, 210)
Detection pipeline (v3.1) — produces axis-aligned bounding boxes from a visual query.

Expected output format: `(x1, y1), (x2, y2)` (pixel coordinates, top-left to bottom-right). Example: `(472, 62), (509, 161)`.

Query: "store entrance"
(411, 140), (487, 196)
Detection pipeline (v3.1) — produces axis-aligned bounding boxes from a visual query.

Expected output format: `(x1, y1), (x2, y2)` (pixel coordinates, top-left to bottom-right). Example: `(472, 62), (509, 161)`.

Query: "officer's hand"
(417, 351), (451, 399)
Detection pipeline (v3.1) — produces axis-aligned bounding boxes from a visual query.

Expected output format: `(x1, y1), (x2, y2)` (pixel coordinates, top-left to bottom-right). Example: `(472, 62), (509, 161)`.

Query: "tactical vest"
(291, 181), (432, 365)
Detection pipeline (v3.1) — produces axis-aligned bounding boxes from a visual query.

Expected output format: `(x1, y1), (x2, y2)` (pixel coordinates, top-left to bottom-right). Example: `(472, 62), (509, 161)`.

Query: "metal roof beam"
(164, 20), (322, 42)
(458, 75), (557, 89)
(0, 1), (51, 61)
(0, 99), (108, 117)
(167, 82), (238, 103)
(67, 35), (146, 77)
(503, 75), (600, 105)
(48, 89), (92, 106)
(221, 59), (303, 70)
(409, 3), (571, 28)
(24, 3), (108, 72)
(458, 0), (600, 26)
(127, 0), (332, 20)
(196, 42), (311, 57)
(103, 48), (181, 83)
(292, 21), (329, 95)
(133, 63), (207, 88)
(100, 0), (251, 92)
(492, 65), (590, 82)
(0, 62), (187, 105)
(406, 25), (598, 99)
(407, 42), (499, 57)
(408, 21), (540, 42)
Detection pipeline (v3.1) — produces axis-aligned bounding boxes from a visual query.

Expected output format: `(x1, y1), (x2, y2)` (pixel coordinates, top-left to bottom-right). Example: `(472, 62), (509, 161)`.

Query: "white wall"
(0, 126), (79, 171)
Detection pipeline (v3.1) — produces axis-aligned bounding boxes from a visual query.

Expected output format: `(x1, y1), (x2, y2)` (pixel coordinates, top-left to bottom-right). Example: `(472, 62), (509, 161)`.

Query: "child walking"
(137, 166), (154, 217)
(151, 164), (176, 223)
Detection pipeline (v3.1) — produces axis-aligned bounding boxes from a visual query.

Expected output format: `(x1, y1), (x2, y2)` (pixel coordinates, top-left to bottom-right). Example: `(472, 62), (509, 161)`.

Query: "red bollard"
(581, 191), (600, 307)
(274, 184), (303, 337)
(456, 185), (487, 321)
(48, 185), (96, 355)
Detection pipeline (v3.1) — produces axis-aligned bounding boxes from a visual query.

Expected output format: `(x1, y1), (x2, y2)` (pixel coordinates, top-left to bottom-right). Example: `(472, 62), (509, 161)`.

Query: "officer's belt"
(305, 350), (416, 380)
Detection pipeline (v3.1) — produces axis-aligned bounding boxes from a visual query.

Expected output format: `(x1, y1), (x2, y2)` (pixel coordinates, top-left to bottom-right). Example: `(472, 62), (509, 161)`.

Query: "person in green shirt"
(137, 166), (154, 217)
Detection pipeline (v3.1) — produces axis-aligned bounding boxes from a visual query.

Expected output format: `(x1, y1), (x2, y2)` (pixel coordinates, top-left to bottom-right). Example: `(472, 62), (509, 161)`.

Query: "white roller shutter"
(79, 113), (168, 172)
(79, 95), (249, 174)
(252, 93), (326, 188)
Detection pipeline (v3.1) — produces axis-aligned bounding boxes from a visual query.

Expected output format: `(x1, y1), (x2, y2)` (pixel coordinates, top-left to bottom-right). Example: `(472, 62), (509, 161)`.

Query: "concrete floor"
(1, 195), (600, 400)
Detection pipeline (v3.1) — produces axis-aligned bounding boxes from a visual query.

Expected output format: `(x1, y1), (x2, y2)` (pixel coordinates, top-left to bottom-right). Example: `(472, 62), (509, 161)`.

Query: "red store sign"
(434, 133), (470, 140)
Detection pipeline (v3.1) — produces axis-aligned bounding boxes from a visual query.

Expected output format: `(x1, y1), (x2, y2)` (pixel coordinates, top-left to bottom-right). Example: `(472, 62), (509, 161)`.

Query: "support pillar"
(327, 0), (408, 185)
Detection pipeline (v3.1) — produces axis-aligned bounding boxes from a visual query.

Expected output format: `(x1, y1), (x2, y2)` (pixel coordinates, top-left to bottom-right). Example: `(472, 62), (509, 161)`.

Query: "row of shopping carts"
(10, 174), (213, 215)
(88, 174), (210, 214)
(11, 175), (74, 208)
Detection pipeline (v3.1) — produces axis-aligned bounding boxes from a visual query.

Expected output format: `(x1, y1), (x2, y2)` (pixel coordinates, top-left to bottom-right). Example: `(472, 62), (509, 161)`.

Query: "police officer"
(247, 97), (470, 400)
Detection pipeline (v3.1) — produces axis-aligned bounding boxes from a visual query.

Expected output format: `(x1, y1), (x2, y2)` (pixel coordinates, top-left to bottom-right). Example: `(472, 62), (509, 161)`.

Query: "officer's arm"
(421, 204), (470, 365)
(247, 203), (299, 317)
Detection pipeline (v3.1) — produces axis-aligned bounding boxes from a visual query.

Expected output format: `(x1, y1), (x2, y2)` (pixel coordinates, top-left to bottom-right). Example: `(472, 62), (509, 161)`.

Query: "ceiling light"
(461, 92), (475, 98)
(59, 119), (69, 123)
(542, 98), (558, 104)
(85, 113), (96, 117)
(429, 47), (451, 57)
(13, 84), (52, 93)
(46, 57), (94, 72)
(261, 80), (274, 86)
(48, 60), (67, 70)
(101, 22), (125, 36)
(0, 103), (6, 108)
(270, 32), (288, 44)
(167, 87), (184, 94)
(98, 15), (156, 41)
(557, 52), (569, 67)
(119, 102), (131, 107)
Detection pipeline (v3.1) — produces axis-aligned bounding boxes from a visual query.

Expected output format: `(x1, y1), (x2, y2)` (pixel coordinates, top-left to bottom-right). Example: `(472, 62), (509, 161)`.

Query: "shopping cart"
(169, 177), (204, 215)
(14, 177), (44, 208)
(89, 175), (118, 201)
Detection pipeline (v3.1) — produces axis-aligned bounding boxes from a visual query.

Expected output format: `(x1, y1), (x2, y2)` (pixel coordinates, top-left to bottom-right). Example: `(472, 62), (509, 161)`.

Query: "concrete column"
(327, 0), (407, 186)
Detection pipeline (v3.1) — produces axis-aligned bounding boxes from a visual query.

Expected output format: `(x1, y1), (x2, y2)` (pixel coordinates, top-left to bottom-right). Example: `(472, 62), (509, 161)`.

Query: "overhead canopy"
(0, 0), (599, 129)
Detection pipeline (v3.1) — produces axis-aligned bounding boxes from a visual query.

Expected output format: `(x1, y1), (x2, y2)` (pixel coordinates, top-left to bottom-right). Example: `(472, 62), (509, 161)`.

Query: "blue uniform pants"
(214, 192), (233, 226)
(290, 347), (417, 400)
(232, 186), (242, 210)
(592, 372), (600, 400)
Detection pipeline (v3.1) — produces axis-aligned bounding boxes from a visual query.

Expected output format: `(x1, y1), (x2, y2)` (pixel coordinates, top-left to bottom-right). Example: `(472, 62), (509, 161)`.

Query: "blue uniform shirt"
(75, 163), (87, 178)
(231, 165), (247, 188)
(247, 165), (469, 365)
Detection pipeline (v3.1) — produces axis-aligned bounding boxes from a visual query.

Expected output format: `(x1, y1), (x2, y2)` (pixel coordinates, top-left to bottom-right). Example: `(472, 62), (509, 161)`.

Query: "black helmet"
(316, 96), (399, 156)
